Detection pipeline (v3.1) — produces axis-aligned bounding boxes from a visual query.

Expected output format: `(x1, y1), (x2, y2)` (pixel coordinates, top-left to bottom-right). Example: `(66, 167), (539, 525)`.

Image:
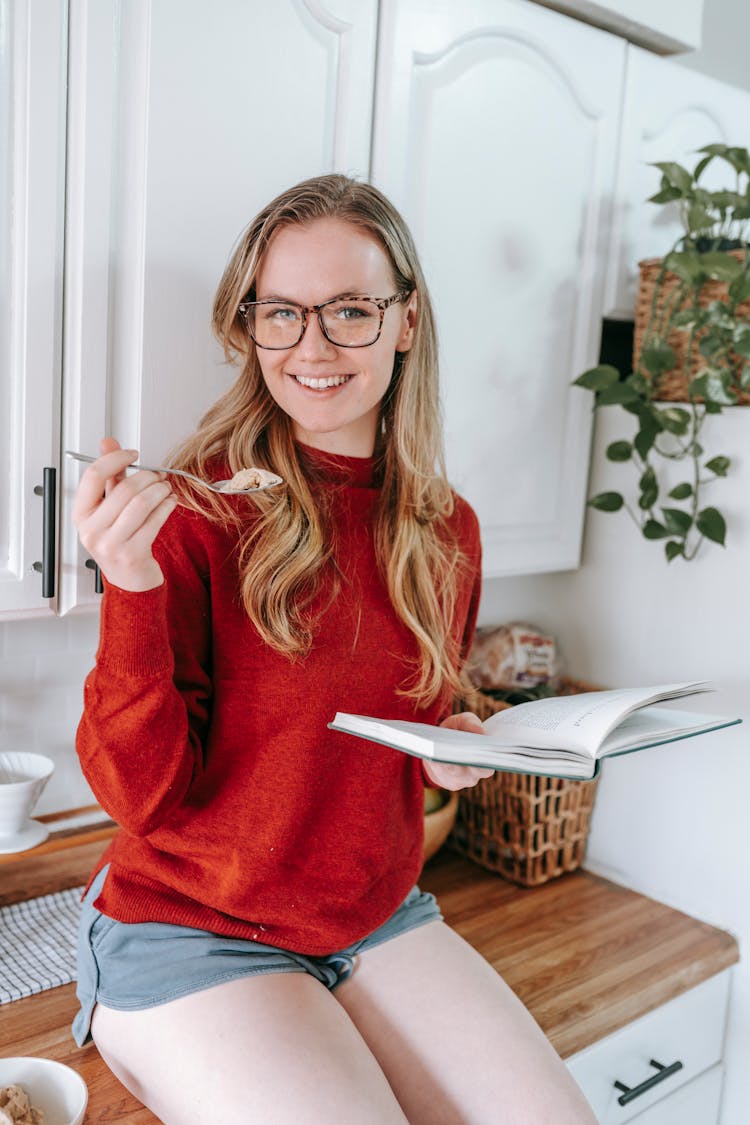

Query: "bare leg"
(91, 971), (408, 1125)
(335, 921), (596, 1125)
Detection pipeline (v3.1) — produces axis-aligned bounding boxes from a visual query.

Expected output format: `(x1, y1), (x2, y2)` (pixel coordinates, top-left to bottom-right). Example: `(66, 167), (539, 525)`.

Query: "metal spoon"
(65, 451), (284, 494)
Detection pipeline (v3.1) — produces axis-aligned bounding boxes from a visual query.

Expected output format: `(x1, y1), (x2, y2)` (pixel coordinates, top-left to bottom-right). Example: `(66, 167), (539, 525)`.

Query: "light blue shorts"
(72, 865), (442, 1047)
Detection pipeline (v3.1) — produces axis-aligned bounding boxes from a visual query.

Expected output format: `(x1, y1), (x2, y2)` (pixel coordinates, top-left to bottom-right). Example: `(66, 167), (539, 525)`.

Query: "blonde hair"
(169, 174), (472, 707)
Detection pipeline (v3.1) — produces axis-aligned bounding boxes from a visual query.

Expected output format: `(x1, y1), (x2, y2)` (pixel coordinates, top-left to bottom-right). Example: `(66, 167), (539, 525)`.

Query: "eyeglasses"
(238, 292), (408, 349)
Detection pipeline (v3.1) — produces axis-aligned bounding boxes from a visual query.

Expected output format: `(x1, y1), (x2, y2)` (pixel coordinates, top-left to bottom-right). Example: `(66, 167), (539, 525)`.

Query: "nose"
(292, 311), (338, 358)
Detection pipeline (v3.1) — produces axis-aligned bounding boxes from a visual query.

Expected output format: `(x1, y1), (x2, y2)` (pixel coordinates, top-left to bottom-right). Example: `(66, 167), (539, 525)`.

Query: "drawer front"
(628, 1064), (723, 1124)
(566, 971), (730, 1123)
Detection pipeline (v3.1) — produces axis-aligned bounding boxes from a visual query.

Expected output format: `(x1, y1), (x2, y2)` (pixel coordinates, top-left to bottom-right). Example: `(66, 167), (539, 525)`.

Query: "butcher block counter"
(0, 821), (739, 1124)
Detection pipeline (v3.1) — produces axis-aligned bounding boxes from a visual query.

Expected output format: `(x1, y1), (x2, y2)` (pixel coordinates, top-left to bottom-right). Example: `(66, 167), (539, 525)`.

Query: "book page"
(481, 682), (711, 757)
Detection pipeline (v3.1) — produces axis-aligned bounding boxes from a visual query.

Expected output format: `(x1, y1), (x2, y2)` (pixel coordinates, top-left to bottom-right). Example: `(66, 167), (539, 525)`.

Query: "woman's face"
(253, 217), (417, 457)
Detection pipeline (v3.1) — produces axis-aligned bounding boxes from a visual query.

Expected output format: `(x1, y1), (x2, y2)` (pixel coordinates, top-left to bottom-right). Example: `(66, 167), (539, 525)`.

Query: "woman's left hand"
(422, 712), (495, 791)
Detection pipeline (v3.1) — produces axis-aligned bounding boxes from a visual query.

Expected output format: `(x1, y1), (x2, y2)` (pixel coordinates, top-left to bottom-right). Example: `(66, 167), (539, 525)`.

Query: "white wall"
(0, 613), (98, 815)
(676, 0), (750, 93)
(479, 405), (750, 1125)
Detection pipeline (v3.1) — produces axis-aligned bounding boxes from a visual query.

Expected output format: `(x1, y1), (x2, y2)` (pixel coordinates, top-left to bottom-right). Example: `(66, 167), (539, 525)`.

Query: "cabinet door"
(605, 45), (750, 319)
(627, 1064), (723, 1124)
(58, 0), (378, 614)
(0, 0), (67, 617)
(566, 971), (730, 1123)
(371, 0), (625, 577)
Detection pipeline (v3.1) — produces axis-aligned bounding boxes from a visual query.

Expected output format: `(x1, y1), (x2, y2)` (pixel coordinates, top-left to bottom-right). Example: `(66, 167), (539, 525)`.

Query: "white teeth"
(293, 374), (351, 389)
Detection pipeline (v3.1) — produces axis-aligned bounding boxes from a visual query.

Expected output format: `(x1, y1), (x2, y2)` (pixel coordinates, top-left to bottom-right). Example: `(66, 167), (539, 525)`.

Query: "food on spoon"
(0, 1085), (45, 1125)
(219, 467), (281, 492)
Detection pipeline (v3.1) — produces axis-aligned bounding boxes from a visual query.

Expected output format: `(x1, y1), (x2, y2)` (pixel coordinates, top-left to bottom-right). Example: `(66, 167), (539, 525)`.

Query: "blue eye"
(330, 301), (377, 321)
(262, 304), (301, 322)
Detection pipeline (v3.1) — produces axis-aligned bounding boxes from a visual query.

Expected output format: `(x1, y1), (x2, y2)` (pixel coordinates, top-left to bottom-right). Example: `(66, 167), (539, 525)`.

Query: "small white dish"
(0, 751), (54, 841)
(0, 818), (49, 854)
(0, 1056), (88, 1125)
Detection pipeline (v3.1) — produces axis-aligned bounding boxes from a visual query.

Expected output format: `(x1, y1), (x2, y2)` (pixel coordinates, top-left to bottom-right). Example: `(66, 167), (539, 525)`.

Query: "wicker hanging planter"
(633, 250), (750, 405)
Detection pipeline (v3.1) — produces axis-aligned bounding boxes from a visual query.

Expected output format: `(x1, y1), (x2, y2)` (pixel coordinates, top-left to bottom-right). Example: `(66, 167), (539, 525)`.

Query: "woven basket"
(633, 252), (750, 405)
(449, 678), (599, 887)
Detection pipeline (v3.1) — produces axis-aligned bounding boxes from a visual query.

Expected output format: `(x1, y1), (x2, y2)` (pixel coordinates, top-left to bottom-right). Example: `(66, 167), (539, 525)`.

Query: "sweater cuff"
(96, 580), (174, 677)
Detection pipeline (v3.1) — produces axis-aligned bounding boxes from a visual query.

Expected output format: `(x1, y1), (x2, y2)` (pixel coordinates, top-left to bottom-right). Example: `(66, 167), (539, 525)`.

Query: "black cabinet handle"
(614, 1059), (684, 1106)
(32, 467), (57, 598)
(85, 558), (104, 594)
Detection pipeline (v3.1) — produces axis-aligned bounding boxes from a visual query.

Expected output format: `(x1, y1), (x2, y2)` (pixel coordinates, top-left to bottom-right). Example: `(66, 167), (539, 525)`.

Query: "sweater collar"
(296, 441), (379, 489)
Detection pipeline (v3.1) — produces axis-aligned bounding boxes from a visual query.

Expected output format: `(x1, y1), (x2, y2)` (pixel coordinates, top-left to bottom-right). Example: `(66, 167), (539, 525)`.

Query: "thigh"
(334, 920), (596, 1125)
(91, 971), (408, 1125)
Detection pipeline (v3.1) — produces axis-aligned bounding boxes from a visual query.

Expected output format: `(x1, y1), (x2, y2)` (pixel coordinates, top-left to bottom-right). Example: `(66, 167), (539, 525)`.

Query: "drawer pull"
(85, 558), (104, 593)
(32, 467), (57, 598)
(614, 1059), (684, 1106)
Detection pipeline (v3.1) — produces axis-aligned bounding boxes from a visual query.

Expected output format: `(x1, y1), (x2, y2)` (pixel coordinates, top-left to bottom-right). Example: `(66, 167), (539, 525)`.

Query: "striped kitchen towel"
(0, 887), (83, 1003)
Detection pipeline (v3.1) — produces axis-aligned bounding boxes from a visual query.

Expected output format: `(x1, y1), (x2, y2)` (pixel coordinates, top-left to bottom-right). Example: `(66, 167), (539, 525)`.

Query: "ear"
(395, 290), (418, 353)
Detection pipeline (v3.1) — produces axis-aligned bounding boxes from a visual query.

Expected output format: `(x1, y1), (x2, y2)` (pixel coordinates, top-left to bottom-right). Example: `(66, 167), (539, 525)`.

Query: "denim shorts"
(72, 865), (442, 1047)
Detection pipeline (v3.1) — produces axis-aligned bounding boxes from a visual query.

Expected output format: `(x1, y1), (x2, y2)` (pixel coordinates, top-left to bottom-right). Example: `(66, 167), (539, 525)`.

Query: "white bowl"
(0, 1057), (88, 1125)
(0, 752), (54, 837)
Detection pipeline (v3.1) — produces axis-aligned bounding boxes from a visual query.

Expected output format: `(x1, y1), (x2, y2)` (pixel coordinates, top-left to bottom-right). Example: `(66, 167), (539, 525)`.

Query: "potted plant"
(574, 143), (750, 561)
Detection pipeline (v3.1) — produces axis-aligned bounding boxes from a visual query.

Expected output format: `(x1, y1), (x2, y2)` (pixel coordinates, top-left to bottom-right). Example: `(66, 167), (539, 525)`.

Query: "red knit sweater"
(77, 446), (481, 954)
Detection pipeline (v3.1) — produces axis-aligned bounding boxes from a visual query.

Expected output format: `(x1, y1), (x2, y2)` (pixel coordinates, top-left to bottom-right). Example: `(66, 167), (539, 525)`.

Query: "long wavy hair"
(169, 174), (472, 707)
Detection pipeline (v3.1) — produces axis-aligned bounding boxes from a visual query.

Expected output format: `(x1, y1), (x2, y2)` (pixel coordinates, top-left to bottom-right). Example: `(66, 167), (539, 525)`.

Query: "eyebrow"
(252, 291), (376, 304)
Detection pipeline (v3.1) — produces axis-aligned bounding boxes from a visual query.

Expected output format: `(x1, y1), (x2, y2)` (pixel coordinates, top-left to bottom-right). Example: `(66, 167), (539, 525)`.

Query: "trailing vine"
(574, 144), (750, 560)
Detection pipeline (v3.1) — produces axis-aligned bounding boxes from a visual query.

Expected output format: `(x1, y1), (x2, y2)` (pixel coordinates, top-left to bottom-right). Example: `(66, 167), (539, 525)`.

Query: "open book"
(329, 682), (740, 780)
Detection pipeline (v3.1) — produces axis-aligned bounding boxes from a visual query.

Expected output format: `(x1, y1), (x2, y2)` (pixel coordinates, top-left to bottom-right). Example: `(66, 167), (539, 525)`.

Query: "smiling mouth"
(292, 374), (353, 390)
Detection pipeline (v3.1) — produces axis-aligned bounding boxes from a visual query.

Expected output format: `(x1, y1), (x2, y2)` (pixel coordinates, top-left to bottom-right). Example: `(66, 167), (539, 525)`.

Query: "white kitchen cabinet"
(56, 0), (378, 615)
(0, 0), (67, 618)
(3, 0), (379, 617)
(566, 970), (731, 1123)
(604, 45), (750, 319)
(371, 0), (626, 577)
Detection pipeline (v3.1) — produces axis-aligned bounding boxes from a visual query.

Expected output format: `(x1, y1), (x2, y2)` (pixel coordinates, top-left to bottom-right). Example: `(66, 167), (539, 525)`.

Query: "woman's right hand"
(71, 437), (178, 592)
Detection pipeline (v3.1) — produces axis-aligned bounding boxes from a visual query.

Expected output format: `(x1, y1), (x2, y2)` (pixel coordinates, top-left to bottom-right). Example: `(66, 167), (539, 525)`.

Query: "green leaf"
(668, 482), (693, 500)
(633, 411), (662, 458)
(709, 191), (746, 211)
(573, 364), (621, 391)
(606, 441), (632, 462)
(696, 507), (727, 545)
(732, 203), (750, 220)
(733, 328), (750, 357)
(671, 308), (705, 329)
(741, 364), (750, 389)
(704, 400), (723, 414)
(729, 271), (750, 304)
(663, 250), (704, 283)
(689, 371), (738, 405)
(643, 519), (669, 539)
(659, 406), (691, 435)
(596, 382), (643, 406)
(698, 332), (726, 359)
(625, 371), (650, 395)
(661, 507), (693, 536)
(651, 161), (693, 194)
(648, 186), (683, 204)
(705, 455), (730, 476)
(693, 154), (714, 181)
(687, 203), (711, 231)
(665, 540), (685, 562)
(725, 147), (750, 174)
(588, 492), (624, 512)
(697, 143), (729, 158)
(697, 252), (743, 282)
(638, 469), (659, 508)
(640, 343), (676, 377)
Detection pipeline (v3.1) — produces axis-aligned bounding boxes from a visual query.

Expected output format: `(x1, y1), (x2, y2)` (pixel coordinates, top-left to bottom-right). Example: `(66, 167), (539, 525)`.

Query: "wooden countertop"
(0, 828), (739, 1124)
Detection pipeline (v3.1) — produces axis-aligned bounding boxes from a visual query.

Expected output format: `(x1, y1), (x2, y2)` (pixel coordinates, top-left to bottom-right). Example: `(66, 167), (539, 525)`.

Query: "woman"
(71, 174), (594, 1124)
